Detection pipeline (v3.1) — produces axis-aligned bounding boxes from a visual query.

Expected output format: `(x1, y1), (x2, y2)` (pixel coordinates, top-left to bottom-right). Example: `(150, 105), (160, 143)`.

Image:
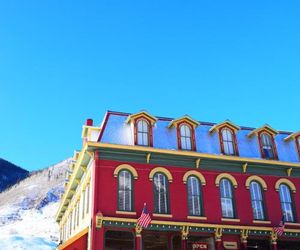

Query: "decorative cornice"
(125, 111), (157, 125)
(209, 120), (240, 134)
(248, 124), (278, 138)
(168, 115), (200, 129)
(284, 131), (300, 142)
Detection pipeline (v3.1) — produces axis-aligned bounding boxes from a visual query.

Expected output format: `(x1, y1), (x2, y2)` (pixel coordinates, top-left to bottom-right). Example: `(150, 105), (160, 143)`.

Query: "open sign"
(192, 242), (208, 249)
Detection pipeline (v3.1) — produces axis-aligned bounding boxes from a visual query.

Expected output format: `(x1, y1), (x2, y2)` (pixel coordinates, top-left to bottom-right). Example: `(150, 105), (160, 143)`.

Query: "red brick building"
(56, 111), (300, 250)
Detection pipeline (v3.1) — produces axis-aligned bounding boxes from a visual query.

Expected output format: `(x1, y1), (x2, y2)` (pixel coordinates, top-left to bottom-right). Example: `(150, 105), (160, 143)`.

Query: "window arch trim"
(275, 178), (296, 193)
(245, 176), (267, 191)
(149, 167), (173, 183)
(215, 173), (238, 188)
(183, 171), (206, 186)
(114, 164), (138, 179)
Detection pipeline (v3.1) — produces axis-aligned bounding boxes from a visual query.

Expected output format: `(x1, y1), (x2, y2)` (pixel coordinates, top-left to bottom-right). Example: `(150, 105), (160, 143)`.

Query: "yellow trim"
(113, 164), (138, 179)
(182, 170), (206, 186)
(284, 131), (300, 142)
(168, 115), (200, 129)
(149, 167), (173, 183)
(285, 222), (300, 226)
(253, 220), (271, 224)
(102, 216), (300, 233)
(275, 178), (296, 193)
(153, 213), (173, 218)
(248, 124), (278, 138)
(116, 211), (136, 215)
(126, 111), (157, 125)
(187, 216), (207, 220)
(245, 176), (268, 191)
(221, 218), (240, 222)
(209, 120), (240, 133)
(86, 142), (300, 168)
(215, 173), (238, 188)
(57, 227), (89, 250)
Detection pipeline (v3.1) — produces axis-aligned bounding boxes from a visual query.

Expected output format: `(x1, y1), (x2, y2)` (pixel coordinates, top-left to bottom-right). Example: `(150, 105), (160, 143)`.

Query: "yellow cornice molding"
(168, 115), (200, 129)
(125, 111), (157, 125)
(275, 178), (296, 193)
(149, 167), (173, 183)
(209, 120), (240, 134)
(284, 131), (300, 142)
(245, 175), (268, 191)
(86, 142), (300, 168)
(113, 164), (138, 179)
(215, 173), (238, 188)
(248, 124), (278, 138)
(56, 142), (91, 222)
(182, 170), (206, 186)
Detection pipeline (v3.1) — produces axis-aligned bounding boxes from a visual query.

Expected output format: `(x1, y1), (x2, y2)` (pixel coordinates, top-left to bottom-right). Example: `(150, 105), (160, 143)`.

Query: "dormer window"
(179, 124), (193, 150)
(220, 128), (238, 156)
(136, 119), (150, 146)
(210, 121), (240, 156)
(284, 131), (300, 161)
(260, 132), (276, 159)
(297, 136), (300, 159)
(126, 111), (157, 147)
(169, 116), (199, 151)
(248, 125), (278, 160)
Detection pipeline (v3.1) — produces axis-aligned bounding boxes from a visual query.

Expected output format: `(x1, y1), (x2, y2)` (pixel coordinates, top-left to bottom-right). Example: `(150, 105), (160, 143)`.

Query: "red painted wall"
(96, 159), (300, 227)
(62, 233), (88, 250)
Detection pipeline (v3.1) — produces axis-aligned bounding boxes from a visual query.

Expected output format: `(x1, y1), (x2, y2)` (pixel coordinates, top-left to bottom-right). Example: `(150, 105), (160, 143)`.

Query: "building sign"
(192, 242), (208, 249)
(223, 241), (238, 249)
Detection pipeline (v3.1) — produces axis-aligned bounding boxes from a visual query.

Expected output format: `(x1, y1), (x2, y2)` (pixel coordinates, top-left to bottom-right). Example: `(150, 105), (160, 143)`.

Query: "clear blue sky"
(0, 1), (300, 171)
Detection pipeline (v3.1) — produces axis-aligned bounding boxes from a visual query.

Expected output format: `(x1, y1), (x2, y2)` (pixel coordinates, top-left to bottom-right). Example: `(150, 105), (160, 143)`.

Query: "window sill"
(152, 213), (173, 218)
(187, 216), (207, 220)
(253, 220), (271, 224)
(221, 218), (240, 222)
(116, 211), (136, 215)
(285, 222), (300, 226)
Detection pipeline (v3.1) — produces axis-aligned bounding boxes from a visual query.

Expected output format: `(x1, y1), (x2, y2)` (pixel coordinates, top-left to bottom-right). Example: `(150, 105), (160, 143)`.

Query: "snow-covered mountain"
(0, 158), (29, 192)
(0, 159), (70, 250)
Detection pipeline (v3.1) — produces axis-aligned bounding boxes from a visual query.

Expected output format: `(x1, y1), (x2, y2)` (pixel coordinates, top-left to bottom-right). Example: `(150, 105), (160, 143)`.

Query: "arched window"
(279, 184), (295, 222)
(220, 178), (235, 218)
(153, 173), (169, 214)
(249, 181), (265, 220)
(187, 176), (202, 216)
(118, 170), (133, 211)
(220, 128), (237, 155)
(260, 133), (276, 159)
(179, 124), (192, 150)
(136, 119), (150, 146)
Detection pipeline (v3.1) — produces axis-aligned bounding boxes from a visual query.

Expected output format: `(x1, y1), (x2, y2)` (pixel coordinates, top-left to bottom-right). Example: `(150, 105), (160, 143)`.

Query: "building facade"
(56, 111), (300, 250)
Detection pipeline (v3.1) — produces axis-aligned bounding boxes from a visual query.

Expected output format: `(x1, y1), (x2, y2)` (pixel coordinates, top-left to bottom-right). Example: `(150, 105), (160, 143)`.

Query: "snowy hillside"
(0, 159), (70, 250)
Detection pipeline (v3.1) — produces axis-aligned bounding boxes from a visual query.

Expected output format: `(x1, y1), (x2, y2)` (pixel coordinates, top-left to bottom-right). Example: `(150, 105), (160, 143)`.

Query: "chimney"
(86, 118), (93, 126)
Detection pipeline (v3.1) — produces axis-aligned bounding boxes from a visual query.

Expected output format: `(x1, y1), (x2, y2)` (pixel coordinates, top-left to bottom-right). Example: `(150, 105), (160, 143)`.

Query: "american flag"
(137, 203), (151, 228)
(273, 215), (285, 236)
